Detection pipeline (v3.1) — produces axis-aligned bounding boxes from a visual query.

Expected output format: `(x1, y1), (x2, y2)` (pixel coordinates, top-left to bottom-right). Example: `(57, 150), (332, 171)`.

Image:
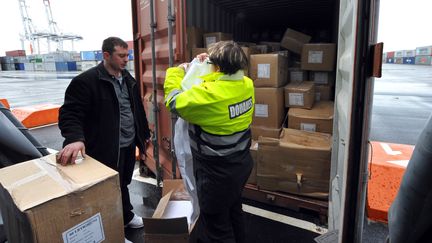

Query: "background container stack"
(415, 46), (432, 65)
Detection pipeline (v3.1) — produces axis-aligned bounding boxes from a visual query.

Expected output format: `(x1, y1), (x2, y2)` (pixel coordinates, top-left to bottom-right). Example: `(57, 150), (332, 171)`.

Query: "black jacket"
(59, 62), (150, 169)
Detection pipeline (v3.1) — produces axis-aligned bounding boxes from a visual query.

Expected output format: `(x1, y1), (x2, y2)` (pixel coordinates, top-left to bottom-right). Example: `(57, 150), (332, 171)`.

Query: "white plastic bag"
(174, 58), (212, 224)
(180, 58), (212, 90)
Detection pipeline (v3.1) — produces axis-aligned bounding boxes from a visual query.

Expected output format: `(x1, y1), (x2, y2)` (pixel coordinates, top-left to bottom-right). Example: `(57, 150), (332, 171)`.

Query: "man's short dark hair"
(102, 37), (128, 54)
(208, 41), (248, 75)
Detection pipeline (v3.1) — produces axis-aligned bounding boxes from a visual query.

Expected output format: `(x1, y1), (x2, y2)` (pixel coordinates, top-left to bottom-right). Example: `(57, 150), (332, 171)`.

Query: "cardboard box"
(309, 71), (335, 86)
(241, 46), (261, 77)
(251, 125), (282, 140)
(247, 140), (259, 185)
(289, 67), (308, 82)
(288, 101), (334, 134)
(250, 54), (289, 88)
(143, 179), (196, 243)
(259, 41), (281, 52)
(203, 32), (233, 48)
(0, 154), (124, 243)
(186, 27), (205, 61)
(301, 43), (336, 71)
(315, 85), (334, 101)
(284, 81), (315, 109)
(256, 128), (332, 198)
(253, 88), (286, 128)
(280, 28), (312, 54)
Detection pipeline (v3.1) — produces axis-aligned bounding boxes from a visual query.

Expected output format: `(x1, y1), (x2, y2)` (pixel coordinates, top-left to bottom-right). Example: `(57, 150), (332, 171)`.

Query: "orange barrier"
(12, 104), (60, 128)
(367, 141), (414, 223)
(0, 98), (10, 109)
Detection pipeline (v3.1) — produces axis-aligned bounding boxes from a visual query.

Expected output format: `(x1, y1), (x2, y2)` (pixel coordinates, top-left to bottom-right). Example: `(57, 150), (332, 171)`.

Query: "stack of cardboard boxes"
(185, 27), (337, 200)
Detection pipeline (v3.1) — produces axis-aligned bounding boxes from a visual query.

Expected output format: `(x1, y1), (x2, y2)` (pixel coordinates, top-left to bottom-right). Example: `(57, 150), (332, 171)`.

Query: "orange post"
(12, 104), (60, 128)
(0, 98), (10, 109)
(367, 141), (414, 223)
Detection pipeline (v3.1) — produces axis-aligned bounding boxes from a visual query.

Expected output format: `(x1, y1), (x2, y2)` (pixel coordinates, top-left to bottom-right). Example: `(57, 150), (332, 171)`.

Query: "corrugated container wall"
(402, 50), (415, 57)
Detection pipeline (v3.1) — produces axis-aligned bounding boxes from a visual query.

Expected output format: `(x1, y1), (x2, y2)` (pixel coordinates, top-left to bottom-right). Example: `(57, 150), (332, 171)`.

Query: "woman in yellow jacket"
(164, 41), (254, 243)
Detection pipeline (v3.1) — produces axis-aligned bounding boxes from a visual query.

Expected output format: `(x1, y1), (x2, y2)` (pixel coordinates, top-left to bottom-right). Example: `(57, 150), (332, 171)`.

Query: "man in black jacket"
(58, 37), (150, 235)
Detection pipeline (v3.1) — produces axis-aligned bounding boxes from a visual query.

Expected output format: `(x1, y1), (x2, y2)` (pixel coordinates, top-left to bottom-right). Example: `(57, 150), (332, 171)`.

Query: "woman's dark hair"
(102, 37), (128, 54)
(208, 41), (248, 75)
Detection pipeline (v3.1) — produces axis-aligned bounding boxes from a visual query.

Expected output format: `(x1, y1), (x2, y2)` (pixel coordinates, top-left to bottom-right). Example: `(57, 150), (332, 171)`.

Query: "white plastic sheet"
(174, 58), (212, 224)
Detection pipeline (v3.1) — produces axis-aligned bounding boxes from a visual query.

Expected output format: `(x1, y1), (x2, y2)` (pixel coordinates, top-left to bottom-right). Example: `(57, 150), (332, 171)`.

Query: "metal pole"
(167, 0), (177, 179)
(149, 0), (162, 186)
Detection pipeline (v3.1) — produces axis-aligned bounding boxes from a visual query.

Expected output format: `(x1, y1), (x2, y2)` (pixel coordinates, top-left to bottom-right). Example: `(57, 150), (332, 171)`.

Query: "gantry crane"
(17, 0), (82, 54)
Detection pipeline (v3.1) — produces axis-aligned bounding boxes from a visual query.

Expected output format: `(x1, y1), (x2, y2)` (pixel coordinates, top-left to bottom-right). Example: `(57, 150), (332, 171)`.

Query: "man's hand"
(57, 141), (86, 166)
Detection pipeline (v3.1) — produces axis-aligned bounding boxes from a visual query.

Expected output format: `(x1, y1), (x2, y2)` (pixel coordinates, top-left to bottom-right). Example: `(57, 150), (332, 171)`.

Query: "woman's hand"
(196, 53), (209, 62)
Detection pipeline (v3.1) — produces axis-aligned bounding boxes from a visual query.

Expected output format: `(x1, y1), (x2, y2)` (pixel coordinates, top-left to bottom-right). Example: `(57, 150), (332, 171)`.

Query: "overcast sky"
(0, 0), (431, 55)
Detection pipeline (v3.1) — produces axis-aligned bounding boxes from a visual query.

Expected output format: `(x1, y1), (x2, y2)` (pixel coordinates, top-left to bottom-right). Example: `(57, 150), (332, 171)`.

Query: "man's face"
(105, 45), (129, 71)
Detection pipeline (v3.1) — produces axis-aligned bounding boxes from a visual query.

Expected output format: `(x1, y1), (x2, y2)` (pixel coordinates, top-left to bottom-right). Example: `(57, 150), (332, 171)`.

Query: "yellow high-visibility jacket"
(164, 67), (254, 156)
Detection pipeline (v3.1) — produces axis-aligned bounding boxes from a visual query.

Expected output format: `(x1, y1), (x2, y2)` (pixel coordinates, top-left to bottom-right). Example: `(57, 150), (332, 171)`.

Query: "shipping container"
(415, 46), (432, 56)
(34, 63), (44, 71)
(386, 51), (395, 58)
(55, 62), (69, 72)
(14, 63), (25, 71)
(402, 57), (415, 64)
(76, 60), (98, 71)
(67, 61), (78, 71)
(394, 50), (404, 58)
(415, 55), (432, 65)
(131, 0), (382, 241)
(1, 63), (15, 71)
(394, 57), (403, 64)
(80, 51), (96, 61)
(43, 62), (56, 72)
(387, 57), (394, 63)
(13, 56), (27, 63)
(95, 50), (103, 61)
(24, 63), (35, 71)
(128, 49), (134, 60)
(402, 50), (415, 57)
(5, 50), (26, 57)
(0, 56), (14, 64)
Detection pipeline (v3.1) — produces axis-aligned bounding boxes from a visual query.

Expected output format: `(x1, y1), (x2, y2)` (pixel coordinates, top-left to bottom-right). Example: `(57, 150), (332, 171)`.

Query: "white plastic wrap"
(174, 58), (212, 223)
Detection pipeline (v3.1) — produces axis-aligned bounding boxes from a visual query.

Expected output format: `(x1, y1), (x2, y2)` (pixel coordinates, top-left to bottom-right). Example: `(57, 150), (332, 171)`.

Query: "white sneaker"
(125, 238), (133, 243)
(125, 214), (144, 229)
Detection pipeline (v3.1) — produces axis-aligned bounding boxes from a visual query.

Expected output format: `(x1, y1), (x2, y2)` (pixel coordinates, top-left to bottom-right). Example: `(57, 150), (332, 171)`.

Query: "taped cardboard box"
(251, 125), (282, 140)
(253, 87), (286, 128)
(143, 179), (196, 243)
(256, 128), (332, 199)
(203, 32), (233, 48)
(288, 101), (334, 134)
(301, 43), (336, 71)
(284, 81), (315, 109)
(309, 71), (335, 86)
(0, 154), (124, 243)
(241, 46), (261, 77)
(289, 67), (308, 82)
(247, 140), (259, 185)
(280, 28), (312, 54)
(250, 54), (289, 88)
(315, 85), (334, 101)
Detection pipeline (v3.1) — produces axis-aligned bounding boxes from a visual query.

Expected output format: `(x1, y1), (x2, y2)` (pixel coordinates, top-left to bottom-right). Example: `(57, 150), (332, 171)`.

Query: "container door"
(330, 0), (380, 242)
(131, 0), (186, 179)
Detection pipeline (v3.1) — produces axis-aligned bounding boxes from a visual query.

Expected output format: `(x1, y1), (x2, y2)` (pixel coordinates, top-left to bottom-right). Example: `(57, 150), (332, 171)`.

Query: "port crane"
(17, 0), (82, 54)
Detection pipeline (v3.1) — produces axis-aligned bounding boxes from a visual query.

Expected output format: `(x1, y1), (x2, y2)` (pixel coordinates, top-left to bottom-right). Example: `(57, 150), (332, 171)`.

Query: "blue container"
(14, 63), (25, 70)
(80, 51), (96, 61)
(55, 62), (68, 72)
(402, 57), (415, 64)
(128, 49), (134, 60)
(67, 61), (77, 71)
(95, 50), (103, 61)
(387, 58), (394, 64)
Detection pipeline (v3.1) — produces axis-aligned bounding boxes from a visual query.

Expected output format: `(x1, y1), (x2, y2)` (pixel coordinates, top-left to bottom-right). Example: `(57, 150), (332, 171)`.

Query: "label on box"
(313, 72), (328, 84)
(289, 93), (304, 106)
(254, 104), (269, 117)
(257, 64), (271, 78)
(308, 51), (324, 64)
(62, 213), (105, 243)
(290, 71), (304, 82)
(206, 36), (217, 46)
(315, 92), (321, 101)
(300, 123), (316, 132)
